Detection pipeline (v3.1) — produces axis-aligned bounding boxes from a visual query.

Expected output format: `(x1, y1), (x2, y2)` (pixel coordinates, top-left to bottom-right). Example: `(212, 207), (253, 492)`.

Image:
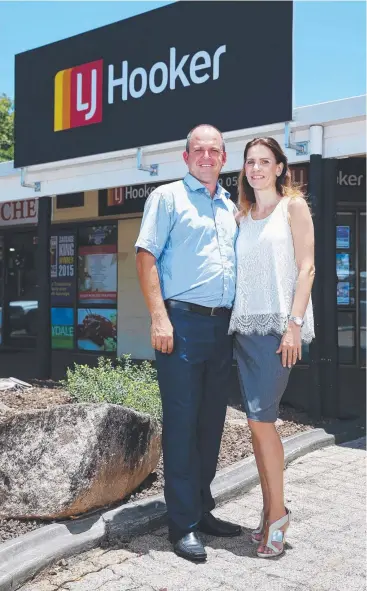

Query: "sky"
(0, 0), (366, 108)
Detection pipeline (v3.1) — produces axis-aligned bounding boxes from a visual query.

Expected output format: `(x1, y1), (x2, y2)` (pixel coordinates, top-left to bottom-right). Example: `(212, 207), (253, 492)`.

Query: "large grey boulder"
(0, 403), (161, 519)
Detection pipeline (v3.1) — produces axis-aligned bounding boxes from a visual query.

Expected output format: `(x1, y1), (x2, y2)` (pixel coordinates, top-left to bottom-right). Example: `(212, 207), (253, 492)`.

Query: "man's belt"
(165, 299), (231, 317)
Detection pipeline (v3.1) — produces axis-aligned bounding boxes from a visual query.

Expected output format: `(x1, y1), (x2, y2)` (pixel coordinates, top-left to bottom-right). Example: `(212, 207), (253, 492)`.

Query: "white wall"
(117, 217), (153, 360)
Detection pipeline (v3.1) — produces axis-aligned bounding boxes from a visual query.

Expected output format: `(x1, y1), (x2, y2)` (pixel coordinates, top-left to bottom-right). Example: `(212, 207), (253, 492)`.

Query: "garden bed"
(0, 378), (316, 544)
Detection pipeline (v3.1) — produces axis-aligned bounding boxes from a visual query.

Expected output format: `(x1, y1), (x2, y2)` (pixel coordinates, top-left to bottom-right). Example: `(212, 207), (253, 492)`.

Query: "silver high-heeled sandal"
(251, 509), (265, 544)
(257, 508), (291, 558)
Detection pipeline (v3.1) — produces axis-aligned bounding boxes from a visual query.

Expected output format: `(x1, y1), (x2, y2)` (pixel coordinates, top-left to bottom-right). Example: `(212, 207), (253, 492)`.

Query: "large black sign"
(99, 172), (240, 216)
(98, 165), (308, 217)
(335, 157), (366, 203)
(14, 2), (293, 168)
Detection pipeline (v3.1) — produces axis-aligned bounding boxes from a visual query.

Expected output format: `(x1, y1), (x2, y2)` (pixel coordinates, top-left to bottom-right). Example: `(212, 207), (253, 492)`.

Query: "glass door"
(336, 209), (366, 367)
(4, 231), (38, 347)
(359, 212), (366, 367)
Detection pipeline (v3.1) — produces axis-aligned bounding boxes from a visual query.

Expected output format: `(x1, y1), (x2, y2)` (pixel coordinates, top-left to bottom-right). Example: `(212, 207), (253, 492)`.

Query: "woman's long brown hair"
(238, 137), (305, 216)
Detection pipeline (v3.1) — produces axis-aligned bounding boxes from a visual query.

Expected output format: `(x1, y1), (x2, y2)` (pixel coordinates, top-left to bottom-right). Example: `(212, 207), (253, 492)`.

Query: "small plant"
(63, 355), (162, 422)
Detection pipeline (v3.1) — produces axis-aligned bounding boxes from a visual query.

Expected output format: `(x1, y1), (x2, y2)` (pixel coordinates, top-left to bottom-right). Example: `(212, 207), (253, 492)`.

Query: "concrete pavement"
(20, 438), (366, 591)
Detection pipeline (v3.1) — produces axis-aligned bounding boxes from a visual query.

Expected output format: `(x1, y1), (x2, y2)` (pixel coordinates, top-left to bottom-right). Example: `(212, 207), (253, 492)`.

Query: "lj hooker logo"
(53, 45), (227, 133)
(54, 59), (103, 131)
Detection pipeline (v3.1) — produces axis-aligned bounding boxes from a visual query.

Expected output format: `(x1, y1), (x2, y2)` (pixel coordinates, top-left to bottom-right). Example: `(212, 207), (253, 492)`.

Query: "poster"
(51, 308), (74, 349)
(77, 308), (117, 351)
(78, 225), (117, 305)
(336, 253), (350, 280)
(50, 234), (76, 305)
(337, 282), (350, 306)
(336, 226), (350, 249)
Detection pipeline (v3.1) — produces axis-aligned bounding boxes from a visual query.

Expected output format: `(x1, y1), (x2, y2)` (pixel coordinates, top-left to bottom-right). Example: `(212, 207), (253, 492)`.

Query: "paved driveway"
(21, 438), (366, 591)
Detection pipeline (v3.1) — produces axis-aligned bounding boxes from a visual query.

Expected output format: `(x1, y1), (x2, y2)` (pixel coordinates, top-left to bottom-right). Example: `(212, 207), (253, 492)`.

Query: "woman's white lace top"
(229, 197), (314, 343)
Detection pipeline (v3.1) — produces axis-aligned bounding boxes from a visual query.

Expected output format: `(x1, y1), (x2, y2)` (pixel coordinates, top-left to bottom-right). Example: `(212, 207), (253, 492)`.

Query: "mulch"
(0, 380), (317, 544)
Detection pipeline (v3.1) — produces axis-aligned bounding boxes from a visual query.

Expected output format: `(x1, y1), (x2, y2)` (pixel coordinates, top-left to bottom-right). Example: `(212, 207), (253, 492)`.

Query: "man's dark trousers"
(155, 306), (233, 538)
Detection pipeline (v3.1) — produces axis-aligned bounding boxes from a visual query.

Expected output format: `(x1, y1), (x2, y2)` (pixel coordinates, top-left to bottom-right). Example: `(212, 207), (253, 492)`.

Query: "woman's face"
(244, 144), (283, 191)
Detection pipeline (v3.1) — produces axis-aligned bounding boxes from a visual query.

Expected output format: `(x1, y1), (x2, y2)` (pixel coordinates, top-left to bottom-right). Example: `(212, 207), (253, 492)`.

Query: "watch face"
(291, 317), (303, 326)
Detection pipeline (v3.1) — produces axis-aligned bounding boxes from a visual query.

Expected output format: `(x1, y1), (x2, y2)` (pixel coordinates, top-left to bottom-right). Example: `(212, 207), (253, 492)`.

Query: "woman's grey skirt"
(234, 332), (291, 422)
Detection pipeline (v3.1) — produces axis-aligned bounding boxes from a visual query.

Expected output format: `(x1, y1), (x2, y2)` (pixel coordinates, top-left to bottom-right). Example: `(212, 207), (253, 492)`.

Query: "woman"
(229, 137), (315, 558)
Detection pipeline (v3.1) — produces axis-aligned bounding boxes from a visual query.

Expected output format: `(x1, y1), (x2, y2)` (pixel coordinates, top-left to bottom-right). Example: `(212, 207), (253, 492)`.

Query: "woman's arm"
(289, 197), (316, 318)
(276, 197), (315, 367)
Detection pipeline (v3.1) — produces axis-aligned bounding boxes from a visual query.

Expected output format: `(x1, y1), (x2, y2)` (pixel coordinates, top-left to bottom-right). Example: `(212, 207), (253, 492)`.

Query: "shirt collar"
(183, 173), (231, 201)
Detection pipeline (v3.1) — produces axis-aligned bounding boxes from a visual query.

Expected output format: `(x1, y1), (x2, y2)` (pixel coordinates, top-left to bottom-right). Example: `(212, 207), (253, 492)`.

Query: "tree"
(0, 94), (14, 162)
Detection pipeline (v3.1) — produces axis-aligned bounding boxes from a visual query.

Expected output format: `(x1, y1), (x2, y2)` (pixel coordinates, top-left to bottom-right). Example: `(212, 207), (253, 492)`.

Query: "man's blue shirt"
(135, 173), (238, 308)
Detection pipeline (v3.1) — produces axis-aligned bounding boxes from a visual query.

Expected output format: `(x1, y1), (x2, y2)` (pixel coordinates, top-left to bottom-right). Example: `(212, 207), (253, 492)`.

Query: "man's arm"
(136, 248), (174, 354)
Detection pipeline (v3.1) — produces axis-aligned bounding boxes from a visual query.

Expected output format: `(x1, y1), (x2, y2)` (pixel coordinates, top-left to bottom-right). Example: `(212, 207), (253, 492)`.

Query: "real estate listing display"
(50, 223), (117, 351)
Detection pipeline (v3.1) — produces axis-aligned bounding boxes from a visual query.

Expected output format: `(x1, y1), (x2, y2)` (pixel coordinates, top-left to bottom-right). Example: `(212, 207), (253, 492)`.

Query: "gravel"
(0, 381), (315, 544)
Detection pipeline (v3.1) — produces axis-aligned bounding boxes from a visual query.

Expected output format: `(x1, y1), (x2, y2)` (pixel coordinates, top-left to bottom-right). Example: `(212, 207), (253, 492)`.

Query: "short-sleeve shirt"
(135, 173), (238, 308)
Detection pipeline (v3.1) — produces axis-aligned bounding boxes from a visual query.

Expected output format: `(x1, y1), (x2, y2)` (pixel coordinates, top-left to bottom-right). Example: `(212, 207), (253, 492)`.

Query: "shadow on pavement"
(338, 437), (366, 450)
(122, 525), (295, 561)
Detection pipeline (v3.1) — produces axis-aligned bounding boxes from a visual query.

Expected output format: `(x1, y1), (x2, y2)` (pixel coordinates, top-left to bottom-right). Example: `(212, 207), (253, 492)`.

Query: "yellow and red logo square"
(54, 59), (103, 132)
(107, 187), (125, 206)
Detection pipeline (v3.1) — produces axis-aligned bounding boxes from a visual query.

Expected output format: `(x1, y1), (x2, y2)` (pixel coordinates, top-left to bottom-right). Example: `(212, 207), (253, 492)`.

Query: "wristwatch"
(289, 315), (304, 327)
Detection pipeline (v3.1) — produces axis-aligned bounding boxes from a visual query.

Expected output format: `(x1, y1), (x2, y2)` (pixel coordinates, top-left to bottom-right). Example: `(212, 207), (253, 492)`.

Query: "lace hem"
(229, 313), (315, 344)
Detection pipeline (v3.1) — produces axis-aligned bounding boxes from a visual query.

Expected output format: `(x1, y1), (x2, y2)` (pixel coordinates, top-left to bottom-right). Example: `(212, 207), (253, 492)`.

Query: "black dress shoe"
(198, 512), (242, 537)
(172, 532), (207, 563)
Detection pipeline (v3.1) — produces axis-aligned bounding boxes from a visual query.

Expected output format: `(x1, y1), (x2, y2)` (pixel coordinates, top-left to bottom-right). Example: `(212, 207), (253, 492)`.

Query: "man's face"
(183, 127), (226, 185)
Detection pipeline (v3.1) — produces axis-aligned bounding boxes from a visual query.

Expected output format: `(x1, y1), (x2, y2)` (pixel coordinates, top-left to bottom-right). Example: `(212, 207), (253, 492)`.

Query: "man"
(135, 124), (240, 563)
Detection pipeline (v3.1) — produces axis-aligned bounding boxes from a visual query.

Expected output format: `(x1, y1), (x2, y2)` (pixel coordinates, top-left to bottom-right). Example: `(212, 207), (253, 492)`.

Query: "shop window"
(359, 212), (366, 368)
(338, 311), (356, 365)
(336, 213), (356, 306)
(336, 212), (357, 365)
(77, 224), (118, 352)
(50, 223), (117, 353)
(56, 193), (84, 209)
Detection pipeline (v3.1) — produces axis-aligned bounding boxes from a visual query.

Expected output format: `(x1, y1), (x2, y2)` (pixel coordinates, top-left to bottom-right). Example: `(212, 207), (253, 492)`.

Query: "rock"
(0, 402), (12, 414)
(0, 403), (161, 519)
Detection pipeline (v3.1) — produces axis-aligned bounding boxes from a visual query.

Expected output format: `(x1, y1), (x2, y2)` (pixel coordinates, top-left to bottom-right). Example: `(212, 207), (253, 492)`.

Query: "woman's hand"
(276, 322), (302, 368)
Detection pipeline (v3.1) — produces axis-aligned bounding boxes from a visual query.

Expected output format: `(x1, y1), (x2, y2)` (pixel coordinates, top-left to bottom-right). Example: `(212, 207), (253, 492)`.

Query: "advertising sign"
(336, 158), (366, 203)
(337, 282), (350, 306)
(77, 308), (117, 351)
(99, 165), (307, 217)
(14, 2), (293, 167)
(50, 233), (76, 305)
(99, 172), (241, 216)
(78, 225), (117, 304)
(0, 199), (38, 227)
(336, 226), (350, 249)
(336, 253), (350, 280)
(51, 308), (74, 349)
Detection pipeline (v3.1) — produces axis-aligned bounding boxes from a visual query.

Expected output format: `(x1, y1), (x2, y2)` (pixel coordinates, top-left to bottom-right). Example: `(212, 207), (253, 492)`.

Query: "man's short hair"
(185, 124), (226, 153)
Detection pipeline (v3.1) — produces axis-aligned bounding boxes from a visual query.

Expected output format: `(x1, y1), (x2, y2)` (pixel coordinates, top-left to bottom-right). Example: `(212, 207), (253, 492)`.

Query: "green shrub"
(63, 355), (162, 422)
